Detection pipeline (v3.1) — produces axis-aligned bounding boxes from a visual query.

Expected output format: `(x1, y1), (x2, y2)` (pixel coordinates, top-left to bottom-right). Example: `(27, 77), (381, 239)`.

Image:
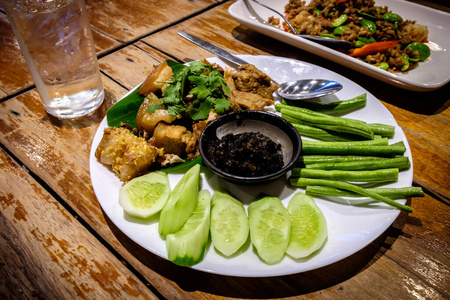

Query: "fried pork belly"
(157, 153), (185, 167)
(136, 94), (177, 136)
(138, 60), (173, 97)
(152, 122), (197, 156)
(95, 127), (163, 182)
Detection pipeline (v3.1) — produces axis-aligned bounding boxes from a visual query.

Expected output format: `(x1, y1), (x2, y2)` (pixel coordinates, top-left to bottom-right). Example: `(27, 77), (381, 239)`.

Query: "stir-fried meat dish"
(269, 0), (430, 72)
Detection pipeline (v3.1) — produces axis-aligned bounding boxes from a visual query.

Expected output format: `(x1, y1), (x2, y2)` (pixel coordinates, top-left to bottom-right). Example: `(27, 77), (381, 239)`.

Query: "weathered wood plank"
(98, 42), (173, 90)
(0, 149), (158, 299)
(85, 0), (218, 42)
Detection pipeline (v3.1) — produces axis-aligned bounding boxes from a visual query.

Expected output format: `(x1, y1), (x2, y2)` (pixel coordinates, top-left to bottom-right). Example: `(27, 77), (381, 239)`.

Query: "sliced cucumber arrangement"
(286, 192), (328, 258)
(210, 190), (249, 256)
(159, 164), (201, 236)
(248, 196), (291, 264)
(166, 189), (211, 267)
(119, 171), (170, 218)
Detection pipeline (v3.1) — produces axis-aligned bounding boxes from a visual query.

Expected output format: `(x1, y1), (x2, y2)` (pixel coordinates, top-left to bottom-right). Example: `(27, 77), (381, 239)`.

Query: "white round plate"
(90, 55), (413, 277)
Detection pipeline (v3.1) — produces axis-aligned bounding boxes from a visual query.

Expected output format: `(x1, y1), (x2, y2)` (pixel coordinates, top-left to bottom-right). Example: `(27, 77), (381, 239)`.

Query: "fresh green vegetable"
(119, 171), (171, 218)
(401, 56), (410, 71)
(357, 10), (375, 19)
(292, 168), (399, 182)
(378, 62), (389, 70)
(332, 14), (348, 27)
(166, 189), (211, 266)
(357, 36), (377, 45)
(297, 155), (387, 165)
(279, 107), (374, 140)
(320, 34), (339, 39)
(305, 185), (424, 199)
(301, 140), (406, 156)
(248, 196), (291, 264)
(406, 42), (431, 61)
(286, 192), (327, 258)
(159, 164), (201, 236)
(281, 93), (367, 115)
(360, 19), (377, 33)
(368, 123), (395, 138)
(383, 12), (403, 22)
(148, 60), (231, 121)
(290, 178), (413, 212)
(333, 25), (350, 35)
(290, 122), (365, 141)
(107, 86), (145, 128)
(210, 190), (249, 257)
(304, 156), (410, 171)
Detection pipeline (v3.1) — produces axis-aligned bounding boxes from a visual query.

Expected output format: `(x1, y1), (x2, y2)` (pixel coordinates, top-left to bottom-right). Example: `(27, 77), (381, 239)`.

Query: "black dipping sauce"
(207, 132), (284, 177)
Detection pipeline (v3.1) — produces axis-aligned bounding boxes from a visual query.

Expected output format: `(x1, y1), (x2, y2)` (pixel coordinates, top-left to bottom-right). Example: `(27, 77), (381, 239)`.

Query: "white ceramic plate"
(90, 55), (413, 277)
(229, 0), (450, 91)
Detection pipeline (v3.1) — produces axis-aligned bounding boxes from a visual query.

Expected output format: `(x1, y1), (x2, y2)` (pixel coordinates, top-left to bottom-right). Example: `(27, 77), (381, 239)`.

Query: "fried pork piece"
(136, 94), (178, 136)
(138, 60), (173, 97)
(231, 64), (278, 99)
(152, 122), (197, 156)
(95, 127), (163, 182)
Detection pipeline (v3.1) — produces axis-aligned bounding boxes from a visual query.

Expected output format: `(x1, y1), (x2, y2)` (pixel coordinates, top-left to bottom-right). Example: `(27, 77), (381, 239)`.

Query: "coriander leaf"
(190, 84), (212, 100)
(167, 104), (186, 116)
(214, 97), (232, 115)
(188, 97), (215, 121)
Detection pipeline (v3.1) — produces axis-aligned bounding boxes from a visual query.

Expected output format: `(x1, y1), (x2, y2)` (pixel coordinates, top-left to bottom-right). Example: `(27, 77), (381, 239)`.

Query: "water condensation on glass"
(3, 0), (104, 118)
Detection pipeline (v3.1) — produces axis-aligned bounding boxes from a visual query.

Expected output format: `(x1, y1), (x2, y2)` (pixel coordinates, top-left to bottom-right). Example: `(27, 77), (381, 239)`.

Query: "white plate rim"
(90, 55), (413, 277)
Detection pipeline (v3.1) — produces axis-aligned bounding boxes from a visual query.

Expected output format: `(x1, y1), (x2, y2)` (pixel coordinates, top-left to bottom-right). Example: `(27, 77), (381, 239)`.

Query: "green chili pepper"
(357, 36), (376, 44)
(360, 19), (377, 34)
(378, 62), (389, 70)
(320, 34), (339, 39)
(406, 42), (430, 61)
(354, 40), (365, 48)
(332, 14), (348, 27)
(333, 25), (350, 35)
(401, 56), (410, 71)
(358, 11), (375, 19)
(383, 12), (403, 22)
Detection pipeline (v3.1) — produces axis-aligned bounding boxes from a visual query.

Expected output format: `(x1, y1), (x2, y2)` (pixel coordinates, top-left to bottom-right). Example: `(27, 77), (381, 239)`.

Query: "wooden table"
(1, 0), (449, 298)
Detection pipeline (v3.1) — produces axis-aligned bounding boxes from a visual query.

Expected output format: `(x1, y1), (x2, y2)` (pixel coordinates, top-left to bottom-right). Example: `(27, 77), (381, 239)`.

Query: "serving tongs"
(248, 0), (353, 49)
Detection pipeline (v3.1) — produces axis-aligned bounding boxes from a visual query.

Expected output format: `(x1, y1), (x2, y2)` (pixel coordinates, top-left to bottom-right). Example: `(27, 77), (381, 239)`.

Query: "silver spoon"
(248, 0), (353, 49)
(178, 31), (343, 100)
(277, 79), (343, 100)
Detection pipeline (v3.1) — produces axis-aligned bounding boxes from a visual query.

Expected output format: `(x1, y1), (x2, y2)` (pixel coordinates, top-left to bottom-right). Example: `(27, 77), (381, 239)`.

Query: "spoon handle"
(178, 31), (249, 66)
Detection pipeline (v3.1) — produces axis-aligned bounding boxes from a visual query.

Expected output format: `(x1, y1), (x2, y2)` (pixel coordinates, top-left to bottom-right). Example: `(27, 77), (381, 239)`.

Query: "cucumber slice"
(166, 189), (211, 266)
(248, 196), (291, 264)
(286, 192), (327, 258)
(118, 171), (170, 218)
(210, 190), (249, 256)
(159, 164), (201, 236)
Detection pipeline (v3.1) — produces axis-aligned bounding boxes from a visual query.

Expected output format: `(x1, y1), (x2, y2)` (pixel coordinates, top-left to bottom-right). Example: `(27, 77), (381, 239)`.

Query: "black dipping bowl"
(199, 110), (302, 185)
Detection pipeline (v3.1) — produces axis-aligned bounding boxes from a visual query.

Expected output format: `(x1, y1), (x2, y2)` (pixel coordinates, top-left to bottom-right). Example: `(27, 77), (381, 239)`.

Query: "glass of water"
(1, 0), (104, 119)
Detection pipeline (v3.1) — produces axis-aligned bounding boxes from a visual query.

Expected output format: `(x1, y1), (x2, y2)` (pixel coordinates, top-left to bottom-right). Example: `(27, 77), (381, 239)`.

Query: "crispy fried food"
(231, 64), (278, 100)
(138, 60), (173, 96)
(136, 94), (178, 135)
(152, 122), (197, 156)
(95, 127), (163, 182)
(157, 153), (185, 167)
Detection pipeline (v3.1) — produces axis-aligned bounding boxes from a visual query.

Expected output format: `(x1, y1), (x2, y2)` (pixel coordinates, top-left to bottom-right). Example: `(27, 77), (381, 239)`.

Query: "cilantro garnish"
(147, 60), (232, 121)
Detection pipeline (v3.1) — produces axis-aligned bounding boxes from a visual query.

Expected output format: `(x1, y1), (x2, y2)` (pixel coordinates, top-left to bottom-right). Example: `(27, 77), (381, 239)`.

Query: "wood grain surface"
(0, 0), (448, 299)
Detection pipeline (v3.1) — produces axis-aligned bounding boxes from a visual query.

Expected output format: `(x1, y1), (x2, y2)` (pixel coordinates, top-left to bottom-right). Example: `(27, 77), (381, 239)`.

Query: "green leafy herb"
(152, 60), (232, 121)
(106, 86), (145, 128)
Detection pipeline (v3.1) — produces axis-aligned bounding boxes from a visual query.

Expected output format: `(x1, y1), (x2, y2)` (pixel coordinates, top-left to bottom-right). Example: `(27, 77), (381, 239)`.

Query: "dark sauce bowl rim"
(199, 110), (302, 185)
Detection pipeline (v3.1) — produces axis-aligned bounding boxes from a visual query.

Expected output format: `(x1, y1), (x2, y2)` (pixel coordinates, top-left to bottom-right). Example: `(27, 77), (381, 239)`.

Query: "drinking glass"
(2, 0), (104, 118)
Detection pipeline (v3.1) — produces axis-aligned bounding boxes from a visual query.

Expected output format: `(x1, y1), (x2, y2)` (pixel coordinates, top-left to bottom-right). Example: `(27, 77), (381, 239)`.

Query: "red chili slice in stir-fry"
(349, 41), (400, 57)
